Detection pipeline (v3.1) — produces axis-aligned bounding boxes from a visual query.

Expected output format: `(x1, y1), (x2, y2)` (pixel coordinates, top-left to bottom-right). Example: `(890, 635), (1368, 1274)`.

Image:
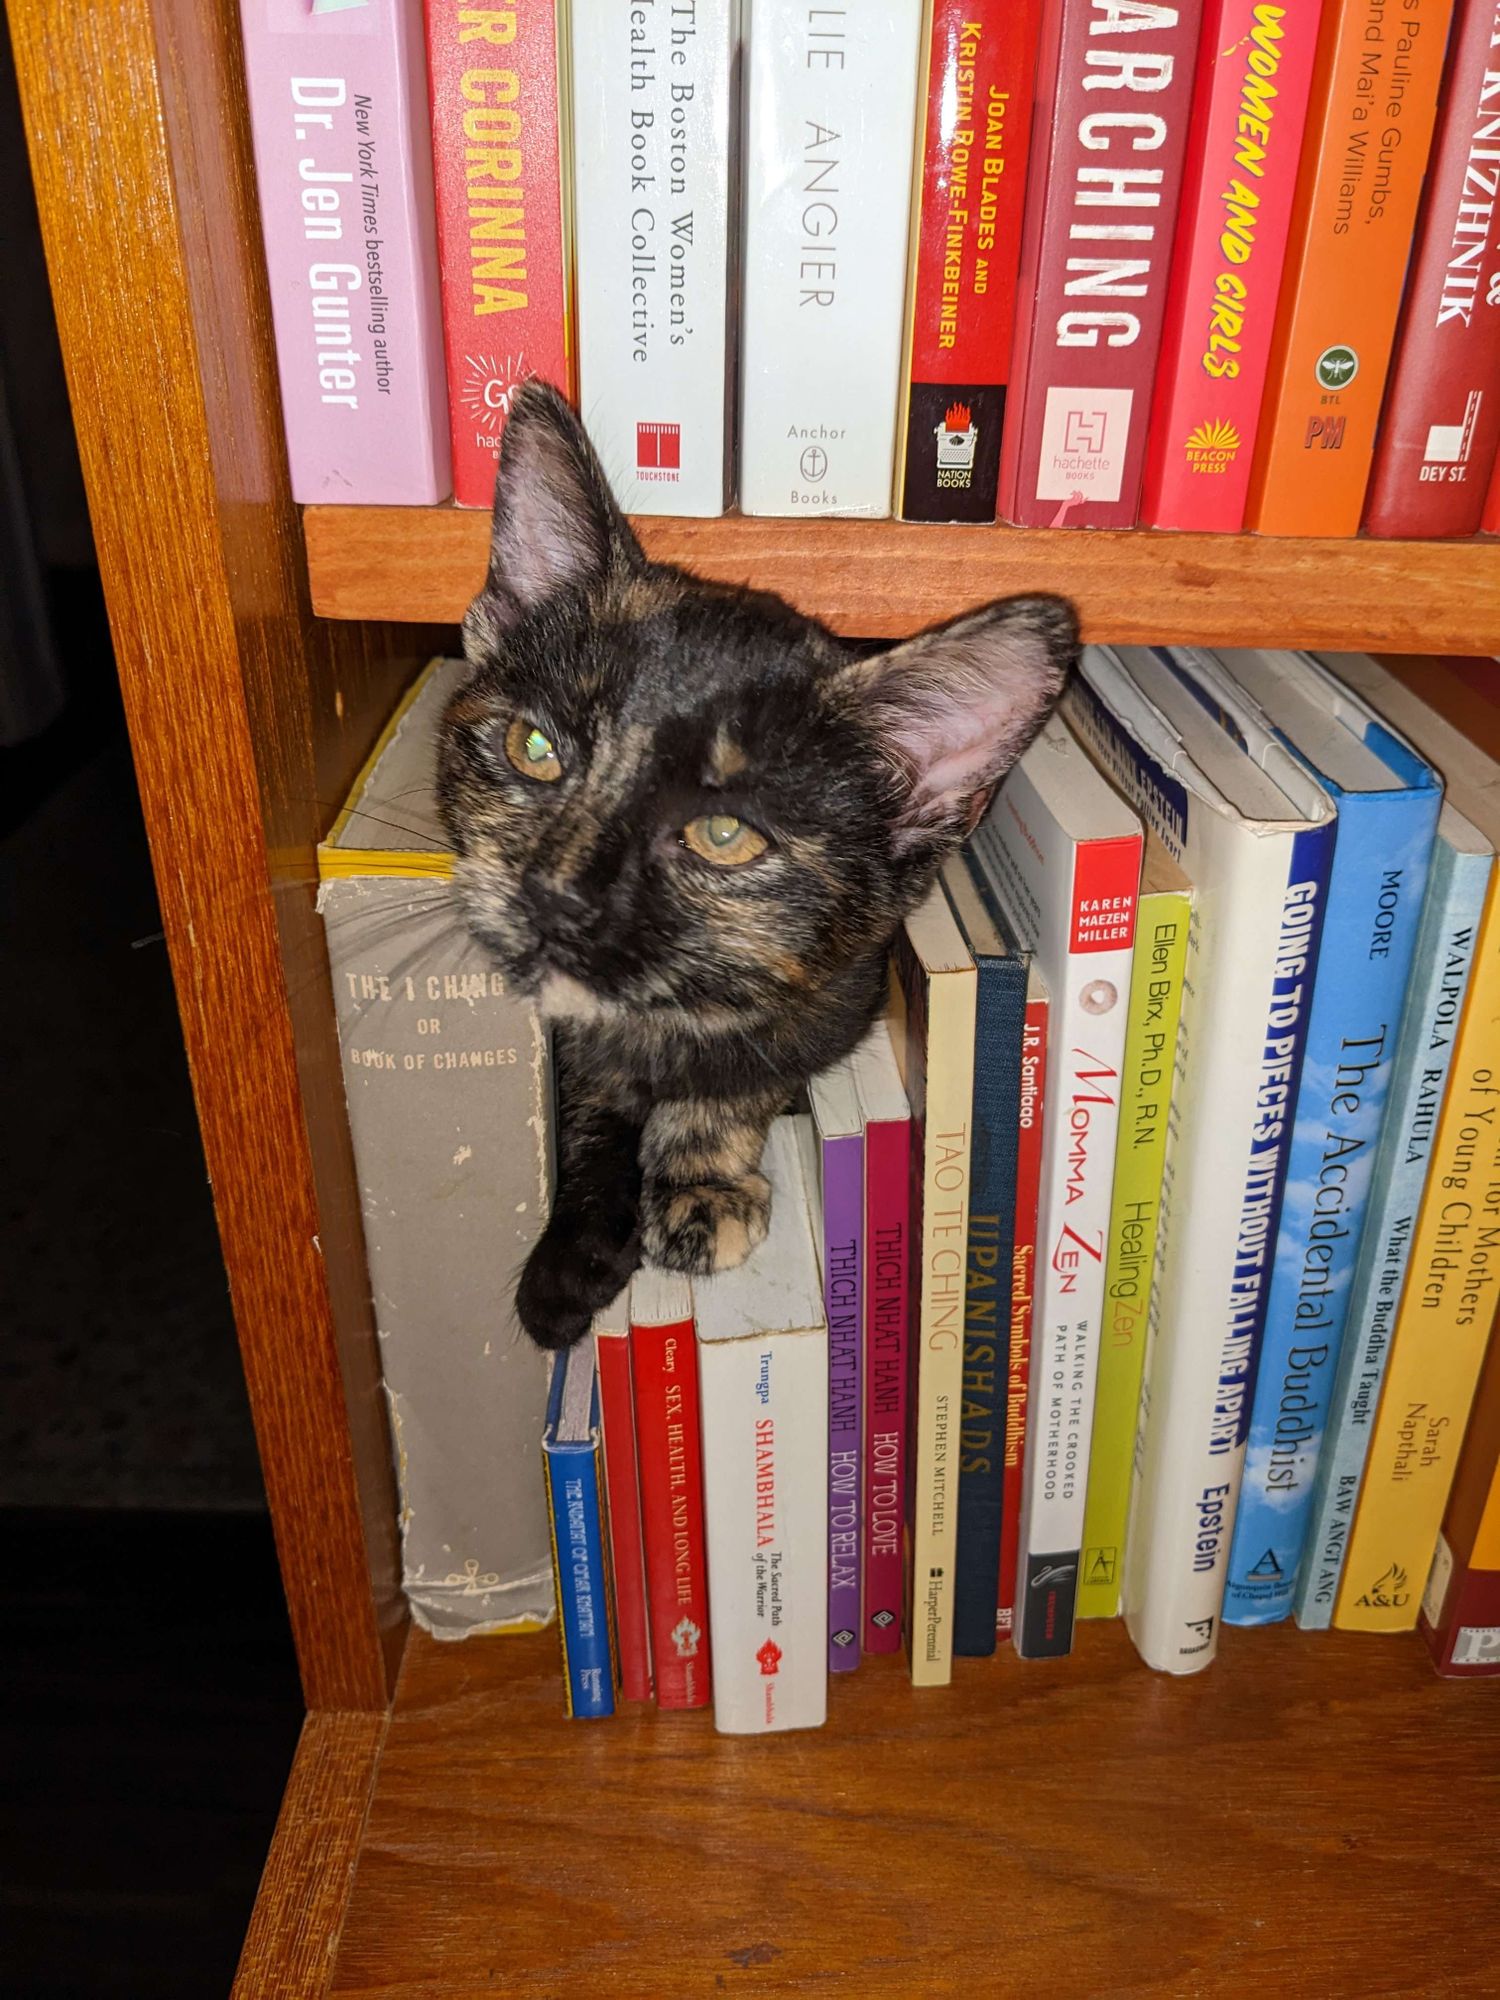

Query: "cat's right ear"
(463, 380), (644, 657)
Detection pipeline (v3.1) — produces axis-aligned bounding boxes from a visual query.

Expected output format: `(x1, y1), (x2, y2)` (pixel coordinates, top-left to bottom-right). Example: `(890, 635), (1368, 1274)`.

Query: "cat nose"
(521, 869), (597, 939)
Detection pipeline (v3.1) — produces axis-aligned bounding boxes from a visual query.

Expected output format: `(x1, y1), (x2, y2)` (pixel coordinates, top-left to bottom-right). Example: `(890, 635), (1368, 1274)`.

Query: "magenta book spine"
(240, 0), (450, 503)
(861, 1115), (911, 1652)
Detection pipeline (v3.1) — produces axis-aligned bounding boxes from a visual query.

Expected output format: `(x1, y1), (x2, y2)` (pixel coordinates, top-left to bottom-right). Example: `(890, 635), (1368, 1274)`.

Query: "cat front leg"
(639, 1091), (785, 1277)
(516, 1028), (646, 1350)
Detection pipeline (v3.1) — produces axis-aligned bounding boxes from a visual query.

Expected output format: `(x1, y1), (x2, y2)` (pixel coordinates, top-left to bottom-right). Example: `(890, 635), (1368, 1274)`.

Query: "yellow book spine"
(1078, 889), (1190, 1618)
(1336, 885), (1500, 1631)
(903, 960), (979, 1688)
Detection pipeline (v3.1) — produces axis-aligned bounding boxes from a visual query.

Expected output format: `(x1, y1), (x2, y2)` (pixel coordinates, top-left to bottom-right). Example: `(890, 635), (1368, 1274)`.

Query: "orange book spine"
(1245, 0), (1454, 537)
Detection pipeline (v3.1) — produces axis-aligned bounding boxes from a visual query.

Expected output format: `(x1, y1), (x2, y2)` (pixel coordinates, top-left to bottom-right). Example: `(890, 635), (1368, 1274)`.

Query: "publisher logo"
(869, 1608), (895, 1631)
(1454, 1626), (1500, 1666)
(799, 444), (828, 482)
(933, 401), (979, 489)
(1036, 386), (1133, 510)
(637, 421), (681, 482)
(1183, 418), (1240, 474)
(1315, 345), (1358, 391)
(671, 1615), (703, 1658)
(756, 1639), (782, 1677)
(458, 352), (529, 442)
(1355, 1562), (1410, 1611)
(1420, 391), (1483, 481)
(831, 1627), (856, 1650)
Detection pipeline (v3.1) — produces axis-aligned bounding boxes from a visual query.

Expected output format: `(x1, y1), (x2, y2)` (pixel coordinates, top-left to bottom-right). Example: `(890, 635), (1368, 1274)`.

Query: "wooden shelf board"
(306, 505), (1500, 653)
(247, 1622), (1500, 1997)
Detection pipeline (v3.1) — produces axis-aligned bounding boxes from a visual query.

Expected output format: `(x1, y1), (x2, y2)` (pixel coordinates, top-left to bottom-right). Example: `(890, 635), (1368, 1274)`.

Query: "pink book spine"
(862, 1115), (911, 1653)
(240, 0), (450, 504)
(1139, 0), (1325, 531)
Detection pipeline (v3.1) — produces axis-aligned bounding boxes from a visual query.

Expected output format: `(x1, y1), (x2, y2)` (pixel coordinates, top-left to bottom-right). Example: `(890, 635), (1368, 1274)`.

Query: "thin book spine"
(1296, 835), (1492, 1626)
(998, 985), (1047, 1640)
(1139, 0), (1325, 532)
(630, 1291), (712, 1707)
(595, 1315), (653, 1701)
(569, 0), (737, 515)
(424, 0), (573, 506)
(892, 912), (978, 1686)
(1420, 1323), (1500, 1674)
(996, 0), (1203, 526)
(1245, 0), (1455, 535)
(1079, 884), (1190, 1618)
(860, 1103), (912, 1654)
(823, 1131), (865, 1671)
(738, 0), (924, 516)
(1363, 0), (1500, 538)
(542, 1360), (618, 1719)
(1336, 885), (1500, 1631)
(894, 0), (1042, 521)
(1226, 773), (1439, 1626)
(239, 0), (450, 502)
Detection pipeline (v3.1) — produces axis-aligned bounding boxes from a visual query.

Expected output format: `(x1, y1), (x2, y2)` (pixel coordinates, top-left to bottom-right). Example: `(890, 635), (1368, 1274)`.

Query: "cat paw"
(641, 1173), (772, 1277)
(515, 1215), (641, 1350)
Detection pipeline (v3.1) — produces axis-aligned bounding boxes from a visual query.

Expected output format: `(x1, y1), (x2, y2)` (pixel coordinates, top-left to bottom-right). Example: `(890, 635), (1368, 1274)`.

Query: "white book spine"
(571, 0), (738, 516)
(969, 762), (1138, 1658)
(1065, 663), (1336, 1673)
(698, 1325), (829, 1732)
(738, 0), (922, 517)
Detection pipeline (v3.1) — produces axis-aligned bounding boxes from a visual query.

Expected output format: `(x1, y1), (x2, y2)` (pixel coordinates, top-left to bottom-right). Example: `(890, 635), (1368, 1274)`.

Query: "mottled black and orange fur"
(438, 382), (1075, 1348)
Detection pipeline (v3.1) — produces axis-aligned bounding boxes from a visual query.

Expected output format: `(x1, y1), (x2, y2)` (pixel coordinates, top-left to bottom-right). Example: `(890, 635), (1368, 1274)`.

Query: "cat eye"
(504, 717), (563, 783)
(681, 814), (768, 867)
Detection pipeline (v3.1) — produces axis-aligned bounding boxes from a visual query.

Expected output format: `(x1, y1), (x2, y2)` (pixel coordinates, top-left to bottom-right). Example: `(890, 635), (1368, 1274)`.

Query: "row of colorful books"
(544, 646), (1500, 1726)
(242, 0), (1500, 536)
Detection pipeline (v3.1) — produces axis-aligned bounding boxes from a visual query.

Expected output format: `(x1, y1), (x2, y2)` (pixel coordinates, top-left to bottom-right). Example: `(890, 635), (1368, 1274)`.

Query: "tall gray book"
(318, 659), (553, 1638)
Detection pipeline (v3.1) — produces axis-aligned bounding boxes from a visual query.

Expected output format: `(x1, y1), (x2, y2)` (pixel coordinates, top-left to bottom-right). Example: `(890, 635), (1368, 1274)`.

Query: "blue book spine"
(543, 1367), (617, 1719)
(1294, 834), (1492, 1628)
(1226, 784), (1441, 1624)
(952, 940), (1025, 1657)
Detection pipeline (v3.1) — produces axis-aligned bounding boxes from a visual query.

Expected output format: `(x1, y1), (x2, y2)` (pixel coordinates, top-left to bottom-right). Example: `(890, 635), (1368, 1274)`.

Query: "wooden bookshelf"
(12, 1), (1500, 1996)
(305, 502), (1500, 654)
(243, 1622), (1500, 1996)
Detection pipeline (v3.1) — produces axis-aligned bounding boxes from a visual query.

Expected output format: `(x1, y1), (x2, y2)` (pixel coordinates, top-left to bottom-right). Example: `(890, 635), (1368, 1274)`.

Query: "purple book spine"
(240, 0), (451, 504)
(824, 1131), (864, 1672)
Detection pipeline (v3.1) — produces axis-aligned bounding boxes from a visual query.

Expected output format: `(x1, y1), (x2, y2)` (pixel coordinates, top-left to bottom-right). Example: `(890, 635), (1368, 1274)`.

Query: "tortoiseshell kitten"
(438, 382), (1075, 1350)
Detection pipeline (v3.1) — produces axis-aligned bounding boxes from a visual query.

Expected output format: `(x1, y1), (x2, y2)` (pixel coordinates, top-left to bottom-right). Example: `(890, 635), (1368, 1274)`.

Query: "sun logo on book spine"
(1183, 419), (1241, 472)
(459, 353), (530, 435)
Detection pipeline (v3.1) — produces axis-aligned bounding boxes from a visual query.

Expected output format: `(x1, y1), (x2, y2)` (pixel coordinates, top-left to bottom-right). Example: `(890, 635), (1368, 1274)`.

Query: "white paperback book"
(738, 0), (923, 516)
(966, 716), (1143, 1660)
(570, 0), (739, 515)
(695, 1116), (829, 1733)
(1063, 647), (1337, 1673)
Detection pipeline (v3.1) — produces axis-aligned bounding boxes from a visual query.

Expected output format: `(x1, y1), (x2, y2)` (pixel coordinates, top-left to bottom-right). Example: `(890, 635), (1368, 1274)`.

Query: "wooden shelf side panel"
(307, 505), (1500, 655)
(7, 0), (439, 1709)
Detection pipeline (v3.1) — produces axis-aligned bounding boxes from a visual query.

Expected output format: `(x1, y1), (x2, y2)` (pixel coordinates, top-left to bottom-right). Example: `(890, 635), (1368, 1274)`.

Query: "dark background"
(1, 21), (301, 1997)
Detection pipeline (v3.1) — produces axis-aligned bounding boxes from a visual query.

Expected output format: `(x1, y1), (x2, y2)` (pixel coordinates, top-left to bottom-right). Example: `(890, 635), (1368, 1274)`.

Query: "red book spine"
(996, 0), (1204, 527)
(997, 988), (1047, 1639)
(1486, 452), (1500, 533)
(596, 1329), (652, 1703)
(1364, 0), (1500, 538)
(861, 1115), (911, 1652)
(423, 0), (573, 508)
(895, 0), (1044, 521)
(629, 1309), (711, 1709)
(1139, 0), (1325, 531)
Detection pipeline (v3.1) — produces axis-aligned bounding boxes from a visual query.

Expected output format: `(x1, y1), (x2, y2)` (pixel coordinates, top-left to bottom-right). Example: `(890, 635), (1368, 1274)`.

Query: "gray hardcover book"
(318, 658), (553, 1638)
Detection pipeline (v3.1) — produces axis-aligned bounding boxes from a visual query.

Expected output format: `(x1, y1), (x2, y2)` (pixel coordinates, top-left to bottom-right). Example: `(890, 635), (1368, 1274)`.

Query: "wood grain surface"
(6, 0), (440, 1708)
(233, 1712), (386, 2000)
(324, 1623), (1500, 1997)
(306, 504), (1500, 653)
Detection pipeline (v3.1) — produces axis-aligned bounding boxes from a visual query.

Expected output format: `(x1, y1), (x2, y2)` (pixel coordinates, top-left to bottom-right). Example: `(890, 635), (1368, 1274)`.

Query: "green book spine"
(1078, 886), (1191, 1619)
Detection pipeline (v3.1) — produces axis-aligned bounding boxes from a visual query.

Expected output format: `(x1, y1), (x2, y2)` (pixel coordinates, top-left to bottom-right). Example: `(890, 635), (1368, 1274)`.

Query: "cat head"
(437, 381), (1074, 1026)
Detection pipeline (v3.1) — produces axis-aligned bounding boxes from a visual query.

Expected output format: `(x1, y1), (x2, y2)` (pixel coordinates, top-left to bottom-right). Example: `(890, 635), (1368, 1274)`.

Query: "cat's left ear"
(463, 379), (645, 657)
(834, 593), (1076, 848)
